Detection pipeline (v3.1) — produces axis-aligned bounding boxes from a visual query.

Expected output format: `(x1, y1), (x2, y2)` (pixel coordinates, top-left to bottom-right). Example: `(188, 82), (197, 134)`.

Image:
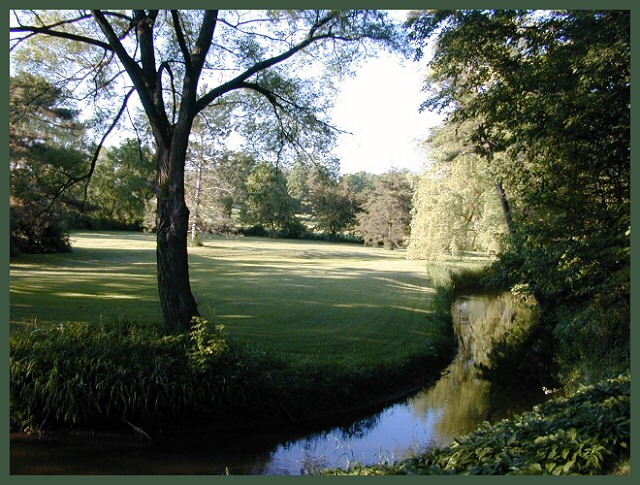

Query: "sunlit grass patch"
(10, 231), (468, 366)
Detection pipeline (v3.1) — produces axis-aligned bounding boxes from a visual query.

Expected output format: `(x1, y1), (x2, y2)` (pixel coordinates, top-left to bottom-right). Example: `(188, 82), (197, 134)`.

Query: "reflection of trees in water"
(261, 413), (386, 474)
(261, 293), (542, 473)
(408, 293), (539, 450)
(408, 358), (491, 450)
(337, 414), (383, 440)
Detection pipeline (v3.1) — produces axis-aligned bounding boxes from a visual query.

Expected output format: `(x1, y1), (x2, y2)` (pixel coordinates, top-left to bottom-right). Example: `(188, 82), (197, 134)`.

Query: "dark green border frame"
(3, 0), (636, 483)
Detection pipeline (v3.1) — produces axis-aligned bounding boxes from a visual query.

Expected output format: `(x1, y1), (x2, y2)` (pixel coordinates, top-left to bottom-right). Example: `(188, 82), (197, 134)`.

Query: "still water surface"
(11, 293), (544, 475)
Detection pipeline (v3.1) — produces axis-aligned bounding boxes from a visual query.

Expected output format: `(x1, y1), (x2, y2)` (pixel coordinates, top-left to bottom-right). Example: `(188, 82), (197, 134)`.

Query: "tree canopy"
(356, 170), (415, 250)
(408, 121), (507, 260)
(408, 9), (630, 383)
(10, 9), (406, 329)
(10, 72), (90, 253)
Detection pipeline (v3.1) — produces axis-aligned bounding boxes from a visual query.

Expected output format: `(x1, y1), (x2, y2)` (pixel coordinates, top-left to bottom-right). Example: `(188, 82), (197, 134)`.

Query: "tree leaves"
(408, 9), (630, 383)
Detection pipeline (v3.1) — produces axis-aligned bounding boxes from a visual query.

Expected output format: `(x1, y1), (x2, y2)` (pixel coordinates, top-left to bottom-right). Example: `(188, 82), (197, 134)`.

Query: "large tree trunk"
(155, 133), (200, 331)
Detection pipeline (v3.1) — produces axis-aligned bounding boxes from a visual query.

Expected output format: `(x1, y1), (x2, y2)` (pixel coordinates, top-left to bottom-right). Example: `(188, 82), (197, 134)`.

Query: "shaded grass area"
(10, 232), (160, 326)
(10, 231), (463, 367)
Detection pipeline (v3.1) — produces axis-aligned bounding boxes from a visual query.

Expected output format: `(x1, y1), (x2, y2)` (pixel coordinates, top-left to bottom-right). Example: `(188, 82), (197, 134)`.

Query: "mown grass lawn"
(10, 231), (486, 366)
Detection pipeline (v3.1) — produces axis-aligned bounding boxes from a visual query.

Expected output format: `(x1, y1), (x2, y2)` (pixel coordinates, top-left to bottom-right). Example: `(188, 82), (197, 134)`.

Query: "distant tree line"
(9, 73), (416, 252)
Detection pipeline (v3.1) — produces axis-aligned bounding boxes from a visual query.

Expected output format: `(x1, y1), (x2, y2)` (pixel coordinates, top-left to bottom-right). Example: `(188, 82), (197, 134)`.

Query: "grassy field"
(10, 231), (486, 366)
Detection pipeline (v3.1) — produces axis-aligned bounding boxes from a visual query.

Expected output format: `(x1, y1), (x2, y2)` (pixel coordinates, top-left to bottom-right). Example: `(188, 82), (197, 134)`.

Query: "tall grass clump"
(10, 318), (251, 433)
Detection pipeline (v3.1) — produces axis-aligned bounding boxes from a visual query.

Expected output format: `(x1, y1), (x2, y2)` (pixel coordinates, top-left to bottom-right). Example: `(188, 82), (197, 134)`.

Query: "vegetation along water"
(10, 9), (629, 476)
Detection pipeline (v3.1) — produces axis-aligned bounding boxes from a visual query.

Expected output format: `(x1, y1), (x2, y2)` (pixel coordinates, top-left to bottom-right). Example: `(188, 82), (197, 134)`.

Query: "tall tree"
(408, 10), (630, 381)
(86, 138), (155, 228)
(356, 170), (414, 249)
(9, 73), (89, 253)
(408, 122), (508, 260)
(307, 169), (359, 240)
(11, 10), (404, 329)
(244, 162), (298, 233)
(185, 96), (235, 240)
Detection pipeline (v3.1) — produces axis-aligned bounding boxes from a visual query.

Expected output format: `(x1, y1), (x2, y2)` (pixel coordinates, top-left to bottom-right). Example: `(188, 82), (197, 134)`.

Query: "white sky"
(330, 54), (443, 175)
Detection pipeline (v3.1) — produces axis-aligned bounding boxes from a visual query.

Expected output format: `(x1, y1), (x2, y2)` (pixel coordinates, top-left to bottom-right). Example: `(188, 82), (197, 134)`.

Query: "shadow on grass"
(11, 236), (441, 363)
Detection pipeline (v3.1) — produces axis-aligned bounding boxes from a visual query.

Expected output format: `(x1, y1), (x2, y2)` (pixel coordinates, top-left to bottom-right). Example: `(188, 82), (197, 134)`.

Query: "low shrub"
(10, 206), (71, 255)
(449, 265), (504, 296)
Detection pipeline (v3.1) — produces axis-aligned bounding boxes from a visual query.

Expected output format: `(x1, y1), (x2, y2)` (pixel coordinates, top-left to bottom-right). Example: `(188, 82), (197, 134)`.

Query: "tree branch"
(190, 11), (219, 85)
(31, 87), (137, 222)
(195, 12), (339, 113)
(133, 10), (158, 82)
(158, 61), (178, 124)
(10, 24), (112, 51)
(171, 10), (193, 72)
(92, 9), (171, 146)
(83, 87), (137, 194)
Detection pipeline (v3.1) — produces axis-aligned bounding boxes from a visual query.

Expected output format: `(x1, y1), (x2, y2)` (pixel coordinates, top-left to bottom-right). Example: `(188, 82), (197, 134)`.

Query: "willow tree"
(408, 122), (508, 260)
(10, 10), (403, 330)
(408, 10), (630, 382)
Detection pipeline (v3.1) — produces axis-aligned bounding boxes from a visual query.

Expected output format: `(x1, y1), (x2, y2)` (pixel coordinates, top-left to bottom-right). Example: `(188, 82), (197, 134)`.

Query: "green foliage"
(448, 265), (503, 295)
(10, 72), (89, 253)
(552, 296), (630, 388)
(10, 318), (241, 431)
(82, 138), (155, 229)
(243, 163), (299, 233)
(307, 169), (360, 240)
(408, 10), (630, 386)
(10, 206), (71, 256)
(10, 305), (456, 434)
(325, 373), (630, 475)
(409, 122), (508, 260)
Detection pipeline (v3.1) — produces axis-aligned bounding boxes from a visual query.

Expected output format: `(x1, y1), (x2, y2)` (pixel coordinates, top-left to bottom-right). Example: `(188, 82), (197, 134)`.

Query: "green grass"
(10, 231), (486, 367)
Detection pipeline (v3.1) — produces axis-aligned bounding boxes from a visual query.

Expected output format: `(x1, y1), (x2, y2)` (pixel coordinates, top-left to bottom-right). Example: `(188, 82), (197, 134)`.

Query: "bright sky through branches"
(331, 52), (443, 175)
(10, 10), (442, 176)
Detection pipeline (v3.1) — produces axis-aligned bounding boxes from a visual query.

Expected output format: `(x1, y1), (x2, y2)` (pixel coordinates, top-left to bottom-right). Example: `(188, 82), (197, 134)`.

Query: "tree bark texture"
(155, 133), (200, 330)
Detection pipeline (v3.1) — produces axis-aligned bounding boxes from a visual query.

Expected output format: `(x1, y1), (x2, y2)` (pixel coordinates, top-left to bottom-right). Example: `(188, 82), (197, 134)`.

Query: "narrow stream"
(10, 292), (545, 475)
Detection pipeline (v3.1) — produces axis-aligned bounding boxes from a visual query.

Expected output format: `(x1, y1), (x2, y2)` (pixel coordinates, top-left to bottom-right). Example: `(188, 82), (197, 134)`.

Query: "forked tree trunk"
(155, 132), (200, 331)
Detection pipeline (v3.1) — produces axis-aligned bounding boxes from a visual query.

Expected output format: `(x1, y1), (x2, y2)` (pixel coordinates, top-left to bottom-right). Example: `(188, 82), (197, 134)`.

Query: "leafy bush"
(449, 265), (504, 295)
(325, 373), (630, 475)
(553, 298), (630, 389)
(10, 205), (71, 255)
(239, 224), (269, 237)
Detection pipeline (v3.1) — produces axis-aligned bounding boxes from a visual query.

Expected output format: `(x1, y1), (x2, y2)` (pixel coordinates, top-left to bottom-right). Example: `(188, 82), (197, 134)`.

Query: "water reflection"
(11, 293), (544, 475)
(259, 292), (543, 474)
